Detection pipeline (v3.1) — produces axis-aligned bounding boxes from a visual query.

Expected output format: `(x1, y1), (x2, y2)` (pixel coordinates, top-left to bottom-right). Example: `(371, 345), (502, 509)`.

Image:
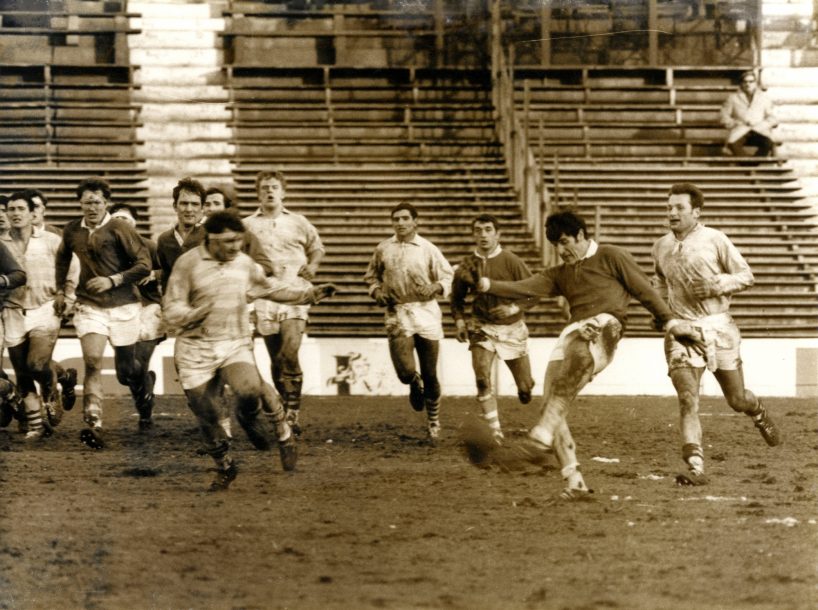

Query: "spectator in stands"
(156, 178), (206, 293)
(244, 170), (325, 436)
(721, 70), (778, 157)
(652, 183), (781, 487)
(364, 202), (453, 443)
(55, 178), (152, 449)
(19, 189), (61, 235)
(458, 210), (706, 501)
(450, 214), (536, 442)
(204, 185), (235, 216)
(109, 203), (161, 431)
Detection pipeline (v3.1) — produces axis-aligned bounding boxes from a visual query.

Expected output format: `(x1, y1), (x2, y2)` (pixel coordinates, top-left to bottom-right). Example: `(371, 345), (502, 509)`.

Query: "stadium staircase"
(0, 0), (149, 228)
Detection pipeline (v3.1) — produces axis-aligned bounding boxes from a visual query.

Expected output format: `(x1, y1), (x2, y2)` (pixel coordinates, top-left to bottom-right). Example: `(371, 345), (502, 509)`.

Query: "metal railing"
(490, 0), (554, 267)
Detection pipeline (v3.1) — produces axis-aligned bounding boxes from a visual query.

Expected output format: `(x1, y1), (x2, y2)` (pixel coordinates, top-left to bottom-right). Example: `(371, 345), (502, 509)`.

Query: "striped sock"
(426, 399), (440, 425)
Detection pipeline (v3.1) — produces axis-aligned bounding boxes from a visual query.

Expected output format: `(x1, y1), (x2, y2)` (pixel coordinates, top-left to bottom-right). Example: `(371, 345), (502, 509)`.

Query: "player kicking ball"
(163, 212), (336, 491)
(458, 211), (706, 501)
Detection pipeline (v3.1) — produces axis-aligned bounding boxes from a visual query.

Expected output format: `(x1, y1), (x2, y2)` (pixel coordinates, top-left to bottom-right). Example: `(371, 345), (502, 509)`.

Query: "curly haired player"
(459, 210), (706, 501)
(451, 214), (536, 441)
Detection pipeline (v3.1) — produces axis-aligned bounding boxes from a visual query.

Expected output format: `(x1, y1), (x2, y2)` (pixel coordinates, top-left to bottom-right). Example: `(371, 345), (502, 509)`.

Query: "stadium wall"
(44, 337), (818, 399)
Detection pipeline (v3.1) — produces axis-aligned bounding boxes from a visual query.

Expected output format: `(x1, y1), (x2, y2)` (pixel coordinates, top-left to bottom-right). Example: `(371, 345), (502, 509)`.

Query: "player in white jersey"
(163, 212), (336, 491)
(364, 202), (454, 443)
(3, 192), (79, 440)
(652, 182), (781, 486)
(244, 170), (325, 436)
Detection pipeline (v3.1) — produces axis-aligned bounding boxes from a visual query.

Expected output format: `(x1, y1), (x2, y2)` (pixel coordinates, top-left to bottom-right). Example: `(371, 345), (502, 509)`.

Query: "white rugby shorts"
(549, 313), (622, 377)
(253, 299), (309, 336)
(470, 319), (529, 360)
(72, 301), (141, 346)
(174, 336), (256, 390)
(665, 312), (742, 372)
(384, 300), (444, 341)
(138, 302), (165, 342)
(2, 301), (61, 348)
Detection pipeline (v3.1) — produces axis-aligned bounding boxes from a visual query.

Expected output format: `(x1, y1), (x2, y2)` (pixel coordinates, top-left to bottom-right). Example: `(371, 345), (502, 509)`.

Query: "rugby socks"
(478, 393), (502, 437)
(25, 401), (45, 435)
(682, 442), (705, 474)
(84, 398), (103, 429)
(425, 398), (440, 427)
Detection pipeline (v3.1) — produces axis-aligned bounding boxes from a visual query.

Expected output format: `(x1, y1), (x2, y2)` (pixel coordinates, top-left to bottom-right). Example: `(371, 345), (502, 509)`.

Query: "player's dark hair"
(545, 210), (588, 244)
(204, 210), (245, 234)
(8, 191), (36, 211)
(391, 201), (417, 220)
(20, 188), (47, 207)
(472, 213), (500, 231)
(740, 69), (756, 82)
(205, 185), (234, 208)
(669, 182), (704, 209)
(255, 170), (287, 193)
(0, 195), (9, 210)
(173, 177), (205, 206)
(109, 202), (140, 221)
(76, 178), (111, 201)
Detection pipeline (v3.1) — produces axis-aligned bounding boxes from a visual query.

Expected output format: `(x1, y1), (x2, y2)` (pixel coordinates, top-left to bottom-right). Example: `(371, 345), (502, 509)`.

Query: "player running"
(364, 202), (454, 443)
(451, 214), (536, 441)
(55, 178), (152, 449)
(2, 192), (79, 439)
(163, 212), (336, 491)
(244, 170), (325, 436)
(653, 182), (781, 486)
(459, 210), (705, 501)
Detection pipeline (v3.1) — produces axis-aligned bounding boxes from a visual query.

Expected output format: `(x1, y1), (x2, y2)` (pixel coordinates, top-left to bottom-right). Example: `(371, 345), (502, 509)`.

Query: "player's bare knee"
(725, 389), (755, 413)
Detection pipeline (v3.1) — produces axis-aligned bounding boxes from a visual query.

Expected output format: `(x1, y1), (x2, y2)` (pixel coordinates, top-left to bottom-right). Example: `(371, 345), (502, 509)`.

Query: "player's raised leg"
(715, 366), (780, 446)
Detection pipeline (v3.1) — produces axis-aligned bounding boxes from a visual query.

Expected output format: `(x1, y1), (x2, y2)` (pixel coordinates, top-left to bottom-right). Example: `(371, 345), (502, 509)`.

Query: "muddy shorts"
(384, 300), (444, 341)
(2, 301), (61, 348)
(665, 312), (741, 373)
(73, 301), (141, 347)
(469, 319), (529, 361)
(549, 313), (623, 377)
(174, 336), (256, 390)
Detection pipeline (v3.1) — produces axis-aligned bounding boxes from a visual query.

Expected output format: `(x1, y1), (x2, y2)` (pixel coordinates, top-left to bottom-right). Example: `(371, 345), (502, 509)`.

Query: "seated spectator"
(721, 70), (778, 157)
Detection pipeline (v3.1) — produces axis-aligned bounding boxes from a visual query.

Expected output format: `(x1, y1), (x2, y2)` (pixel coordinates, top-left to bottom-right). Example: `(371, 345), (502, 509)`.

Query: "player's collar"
(391, 233), (421, 246)
(582, 240), (598, 260)
(474, 245), (502, 260)
(81, 213), (111, 232)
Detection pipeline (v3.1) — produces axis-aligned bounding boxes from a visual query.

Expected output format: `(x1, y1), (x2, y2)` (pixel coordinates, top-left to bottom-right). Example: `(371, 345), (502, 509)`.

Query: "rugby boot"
(80, 426), (105, 450)
(427, 420), (441, 445)
(750, 404), (781, 447)
(545, 487), (595, 504)
(59, 368), (78, 411)
(517, 389), (532, 404)
(208, 461), (238, 492)
(137, 371), (157, 431)
(675, 470), (709, 486)
(278, 435), (298, 472)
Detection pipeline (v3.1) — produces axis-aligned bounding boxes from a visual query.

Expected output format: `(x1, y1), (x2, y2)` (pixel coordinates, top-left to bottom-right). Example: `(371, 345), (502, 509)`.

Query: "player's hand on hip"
(372, 287), (392, 307)
(455, 319), (469, 343)
(86, 276), (114, 294)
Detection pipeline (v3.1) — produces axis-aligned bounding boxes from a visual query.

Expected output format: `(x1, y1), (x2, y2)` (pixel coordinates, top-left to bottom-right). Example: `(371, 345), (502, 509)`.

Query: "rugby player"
(244, 170), (325, 435)
(459, 210), (706, 500)
(364, 202), (454, 443)
(55, 178), (152, 449)
(109, 203), (161, 430)
(2, 192), (79, 439)
(451, 214), (536, 440)
(163, 211), (336, 491)
(653, 183), (781, 486)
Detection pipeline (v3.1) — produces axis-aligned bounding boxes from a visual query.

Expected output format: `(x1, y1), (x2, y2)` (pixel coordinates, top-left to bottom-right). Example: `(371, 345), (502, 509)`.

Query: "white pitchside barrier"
(44, 337), (818, 398)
